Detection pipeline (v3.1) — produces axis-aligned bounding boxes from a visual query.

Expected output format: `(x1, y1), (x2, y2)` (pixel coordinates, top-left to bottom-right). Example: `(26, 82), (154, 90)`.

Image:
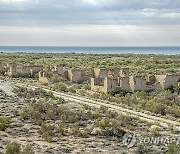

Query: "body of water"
(0, 46), (179, 55)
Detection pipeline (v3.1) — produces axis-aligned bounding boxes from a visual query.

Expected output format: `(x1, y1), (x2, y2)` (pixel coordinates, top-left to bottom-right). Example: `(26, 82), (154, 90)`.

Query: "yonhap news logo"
(122, 133), (180, 148)
(122, 133), (136, 148)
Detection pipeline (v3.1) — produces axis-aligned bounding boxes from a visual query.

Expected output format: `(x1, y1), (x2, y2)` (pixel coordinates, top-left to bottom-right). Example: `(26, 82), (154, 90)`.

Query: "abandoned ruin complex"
(1, 63), (180, 93)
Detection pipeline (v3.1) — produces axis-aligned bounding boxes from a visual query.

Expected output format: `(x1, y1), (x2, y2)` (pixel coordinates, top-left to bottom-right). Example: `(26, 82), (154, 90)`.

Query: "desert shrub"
(58, 123), (66, 136)
(150, 127), (159, 136)
(174, 86), (180, 94)
(20, 111), (29, 120)
(167, 143), (180, 154)
(75, 130), (89, 138)
(21, 144), (35, 154)
(34, 73), (39, 79)
(50, 74), (62, 83)
(5, 141), (35, 154)
(15, 87), (54, 99)
(0, 123), (7, 131)
(38, 123), (57, 142)
(5, 141), (21, 154)
(52, 83), (68, 92)
(68, 87), (76, 93)
(83, 104), (91, 110)
(95, 117), (126, 137)
(29, 100), (60, 123)
(42, 132), (52, 143)
(82, 84), (90, 90)
(99, 105), (108, 113)
(136, 144), (148, 154)
(0, 116), (10, 131)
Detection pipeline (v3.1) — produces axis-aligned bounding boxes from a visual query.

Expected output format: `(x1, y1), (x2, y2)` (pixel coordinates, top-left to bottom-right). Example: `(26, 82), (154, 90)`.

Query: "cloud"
(0, 25), (180, 46)
(83, 0), (111, 6)
(0, 0), (180, 26)
(0, 0), (180, 46)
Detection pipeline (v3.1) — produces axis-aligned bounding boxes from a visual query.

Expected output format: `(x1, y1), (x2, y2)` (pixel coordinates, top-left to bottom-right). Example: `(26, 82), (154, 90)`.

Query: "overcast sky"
(0, 0), (180, 46)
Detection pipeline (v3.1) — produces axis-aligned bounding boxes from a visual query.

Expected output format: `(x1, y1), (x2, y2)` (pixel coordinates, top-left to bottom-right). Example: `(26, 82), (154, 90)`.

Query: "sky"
(0, 0), (180, 46)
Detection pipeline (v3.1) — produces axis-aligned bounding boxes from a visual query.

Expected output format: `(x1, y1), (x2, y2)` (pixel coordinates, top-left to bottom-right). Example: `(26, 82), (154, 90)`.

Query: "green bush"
(0, 123), (7, 131)
(0, 116), (10, 131)
(50, 74), (62, 83)
(5, 141), (21, 154)
(20, 111), (29, 120)
(42, 132), (52, 143)
(75, 130), (89, 138)
(21, 144), (35, 154)
(52, 83), (68, 92)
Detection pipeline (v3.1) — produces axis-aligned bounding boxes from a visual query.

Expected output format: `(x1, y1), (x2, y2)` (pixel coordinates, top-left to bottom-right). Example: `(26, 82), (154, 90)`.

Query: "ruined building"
(6, 63), (43, 78)
(4, 62), (180, 93)
(39, 65), (93, 84)
(91, 68), (180, 93)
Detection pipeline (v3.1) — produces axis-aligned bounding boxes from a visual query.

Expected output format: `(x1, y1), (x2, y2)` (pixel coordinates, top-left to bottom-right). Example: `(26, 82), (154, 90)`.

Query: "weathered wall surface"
(39, 71), (51, 83)
(120, 68), (129, 77)
(163, 75), (180, 89)
(67, 70), (85, 83)
(94, 68), (110, 78)
(55, 65), (65, 75)
(155, 75), (180, 89)
(119, 77), (130, 91)
(30, 66), (43, 75)
(129, 76), (147, 92)
(104, 77), (118, 92)
(91, 78), (107, 93)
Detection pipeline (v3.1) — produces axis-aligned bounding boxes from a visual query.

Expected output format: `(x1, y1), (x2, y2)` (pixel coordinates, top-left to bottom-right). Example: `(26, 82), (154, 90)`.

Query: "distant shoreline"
(0, 46), (179, 55)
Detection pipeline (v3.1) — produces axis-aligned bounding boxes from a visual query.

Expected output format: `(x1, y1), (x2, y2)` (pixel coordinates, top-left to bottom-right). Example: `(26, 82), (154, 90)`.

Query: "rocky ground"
(0, 80), (179, 154)
(0, 81), (129, 154)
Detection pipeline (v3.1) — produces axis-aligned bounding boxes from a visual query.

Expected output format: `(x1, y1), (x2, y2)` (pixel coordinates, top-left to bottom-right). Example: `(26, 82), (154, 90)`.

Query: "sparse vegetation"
(0, 52), (180, 153)
(5, 142), (34, 154)
(0, 116), (10, 131)
(167, 143), (180, 154)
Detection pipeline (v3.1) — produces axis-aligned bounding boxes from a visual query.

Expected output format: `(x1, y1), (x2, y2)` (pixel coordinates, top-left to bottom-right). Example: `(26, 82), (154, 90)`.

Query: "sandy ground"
(0, 80), (15, 96)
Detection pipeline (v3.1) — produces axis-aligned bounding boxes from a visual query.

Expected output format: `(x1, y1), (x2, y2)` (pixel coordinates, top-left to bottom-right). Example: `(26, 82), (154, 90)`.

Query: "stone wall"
(93, 68), (121, 79)
(129, 76), (147, 92)
(119, 77), (130, 91)
(120, 68), (129, 77)
(91, 78), (107, 93)
(91, 77), (118, 93)
(55, 65), (65, 75)
(67, 70), (86, 83)
(39, 71), (51, 84)
(155, 74), (180, 89)
(6, 63), (43, 78)
(93, 68), (110, 78)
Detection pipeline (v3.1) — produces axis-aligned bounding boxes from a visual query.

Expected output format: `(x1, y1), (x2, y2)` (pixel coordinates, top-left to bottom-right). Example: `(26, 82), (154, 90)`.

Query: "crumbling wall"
(67, 70), (85, 83)
(39, 71), (52, 83)
(104, 77), (118, 92)
(120, 68), (129, 77)
(55, 65), (65, 75)
(146, 75), (156, 85)
(93, 68), (110, 78)
(155, 74), (180, 89)
(129, 76), (147, 92)
(30, 66), (43, 76)
(91, 78), (107, 93)
(119, 77), (130, 91)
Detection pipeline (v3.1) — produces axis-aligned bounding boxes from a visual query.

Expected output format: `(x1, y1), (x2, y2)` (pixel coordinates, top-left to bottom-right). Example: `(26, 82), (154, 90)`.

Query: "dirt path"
(13, 82), (180, 130)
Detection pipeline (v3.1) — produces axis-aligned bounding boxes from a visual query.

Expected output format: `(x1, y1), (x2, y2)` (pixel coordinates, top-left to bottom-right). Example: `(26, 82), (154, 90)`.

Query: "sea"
(0, 46), (179, 55)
